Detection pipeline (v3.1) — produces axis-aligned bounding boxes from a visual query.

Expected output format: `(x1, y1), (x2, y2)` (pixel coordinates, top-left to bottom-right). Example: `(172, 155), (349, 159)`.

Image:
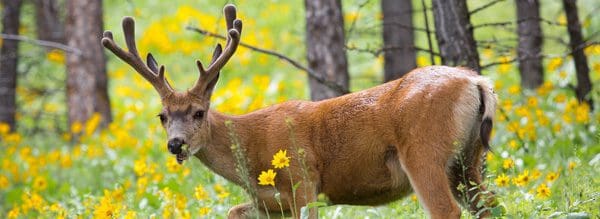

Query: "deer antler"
(189, 4), (243, 95)
(101, 17), (174, 99)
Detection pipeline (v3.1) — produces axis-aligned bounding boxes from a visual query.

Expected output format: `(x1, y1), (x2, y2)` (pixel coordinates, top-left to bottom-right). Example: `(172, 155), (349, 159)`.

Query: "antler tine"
(147, 53), (174, 90)
(101, 17), (174, 99)
(204, 6), (242, 76)
(190, 4), (242, 95)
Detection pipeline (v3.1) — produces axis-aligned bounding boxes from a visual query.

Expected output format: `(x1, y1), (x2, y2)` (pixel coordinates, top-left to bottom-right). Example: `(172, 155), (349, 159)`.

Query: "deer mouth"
(175, 144), (190, 164)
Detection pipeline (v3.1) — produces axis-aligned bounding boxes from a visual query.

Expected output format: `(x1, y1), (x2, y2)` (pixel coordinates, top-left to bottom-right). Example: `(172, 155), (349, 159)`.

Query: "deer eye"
(193, 110), (205, 120)
(158, 114), (167, 123)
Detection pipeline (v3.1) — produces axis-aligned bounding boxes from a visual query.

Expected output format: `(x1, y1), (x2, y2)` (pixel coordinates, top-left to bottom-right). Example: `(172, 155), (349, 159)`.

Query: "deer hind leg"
(398, 146), (461, 219)
(449, 139), (497, 218)
(228, 202), (263, 219)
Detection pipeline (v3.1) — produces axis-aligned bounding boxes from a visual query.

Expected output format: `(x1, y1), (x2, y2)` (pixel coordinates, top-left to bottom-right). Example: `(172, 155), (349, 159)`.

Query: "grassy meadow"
(1, 0), (599, 218)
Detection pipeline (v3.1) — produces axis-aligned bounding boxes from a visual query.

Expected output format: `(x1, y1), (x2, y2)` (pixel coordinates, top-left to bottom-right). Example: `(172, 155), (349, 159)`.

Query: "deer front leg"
(291, 183), (319, 219)
(227, 203), (256, 219)
(399, 148), (461, 219)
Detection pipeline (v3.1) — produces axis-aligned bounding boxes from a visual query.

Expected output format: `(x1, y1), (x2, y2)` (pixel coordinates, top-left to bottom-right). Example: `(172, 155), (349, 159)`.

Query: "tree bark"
(516, 0), (544, 89)
(304, 0), (350, 101)
(381, 0), (416, 82)
(35, 0), (65, 44)
(0, 0), (23, 131)
(66, 0), (112, 129)
(432, 0), (481, 72)
(562, 0), (592, 105)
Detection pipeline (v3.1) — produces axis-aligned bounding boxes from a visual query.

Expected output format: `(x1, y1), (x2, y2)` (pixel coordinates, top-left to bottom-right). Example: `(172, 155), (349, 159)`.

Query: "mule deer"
(102, 4), (498, 219)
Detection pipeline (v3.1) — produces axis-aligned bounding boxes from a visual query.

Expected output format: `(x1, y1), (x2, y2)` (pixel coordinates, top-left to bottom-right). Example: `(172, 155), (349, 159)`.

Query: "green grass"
(1, 0), (599, 218)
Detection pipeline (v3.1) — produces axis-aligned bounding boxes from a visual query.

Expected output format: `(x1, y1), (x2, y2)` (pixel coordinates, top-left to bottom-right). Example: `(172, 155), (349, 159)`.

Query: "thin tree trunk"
(432, 0), (481, 72)
(516, 0), (544, 89)
(382, 0), (416, 82)
(35, 0), (65, 44)
(304, 0), (350, 101)
(562, 0), (592, 105)
(66, 0), (112, 129)
(0, 0), (23, 131)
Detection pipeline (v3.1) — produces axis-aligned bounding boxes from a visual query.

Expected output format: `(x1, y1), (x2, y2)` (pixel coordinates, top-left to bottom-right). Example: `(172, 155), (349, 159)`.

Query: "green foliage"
(1, 0), (599, 218)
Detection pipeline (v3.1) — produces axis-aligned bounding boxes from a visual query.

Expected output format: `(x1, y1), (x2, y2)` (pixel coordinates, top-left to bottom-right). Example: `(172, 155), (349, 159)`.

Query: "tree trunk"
(304, 0), (350, 101)
(562, 0), (592, 105)
(35, 0), (65, 44)
(0, 0), (23, 131)
(432, 0), (480, 72)
(381, 0), (416, 82)
(516, 0), (544, 89)
(66, 0), (112, 129)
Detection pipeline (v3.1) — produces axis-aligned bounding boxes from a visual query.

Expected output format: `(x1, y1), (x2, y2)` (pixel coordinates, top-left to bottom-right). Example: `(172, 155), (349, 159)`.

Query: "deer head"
(101, 4), (242, 163)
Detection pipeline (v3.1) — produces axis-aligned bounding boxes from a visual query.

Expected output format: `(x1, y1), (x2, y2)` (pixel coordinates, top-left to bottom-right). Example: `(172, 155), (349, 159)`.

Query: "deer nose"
(167, 138), (184, 154)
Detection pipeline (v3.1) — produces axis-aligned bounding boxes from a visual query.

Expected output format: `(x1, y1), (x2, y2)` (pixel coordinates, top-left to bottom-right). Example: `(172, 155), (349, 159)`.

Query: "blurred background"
(0, 0), (599, 218)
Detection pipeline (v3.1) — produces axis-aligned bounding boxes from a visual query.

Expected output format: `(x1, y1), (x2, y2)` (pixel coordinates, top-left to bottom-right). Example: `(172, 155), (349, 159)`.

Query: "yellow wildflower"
(7, 207), (20, 219)
(416, 56), (429, 67)
(568, 161), (577, 172)
(513, 170), (530, 187)
(60, 154), (72, 168)
(93, 192), (120, 219)
(559, 71), (568, 79)
(527, 96), (538, 107)
(575, 103), (590, 124)
(258, 169), (277, 186)
(507, 121), (519, 133)
(136, 177), (148, 195)
(194, 185), (208, 200)
(547, 57), (563, 72)
(411, 194), (418, 202)
(497, 56), (512, 74)
(508, 140), (519, 150)
(166, 157), (180, 173)
(199, 206), (211, 216)
(32, 176), (48, 191)
(486, 152), (494, 161)
(508, 85), (520, 95)
(536, 183), (551, 199)
(0, 175), (9, 189)
(536, 82), (553, 96)
(531, 169), (542, 180)
(552, 123), (562, 133)
(546, 172), (559, 182)
(502, 158), (515, 170)
(271, 150), (290, 169)
(85, 113), (102, 136)
(47, 49), (65, 64)
(22, 192), (45, 211)
(133, 158), (147, 176)
(124, 211), (137, 219)
(495, 173), (510, 187)
(0, 122), (10, 135)
(214, 184), (230, 200)
(71, 121), (82, 134)
(5, 133), (21, 144)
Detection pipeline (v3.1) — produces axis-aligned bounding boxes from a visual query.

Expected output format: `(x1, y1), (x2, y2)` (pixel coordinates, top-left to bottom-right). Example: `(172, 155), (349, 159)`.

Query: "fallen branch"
(470, 0), (506, 15)
(345, 45), (440, 57)
(1, 33), (81, 54)
(185, 26), (349, 94)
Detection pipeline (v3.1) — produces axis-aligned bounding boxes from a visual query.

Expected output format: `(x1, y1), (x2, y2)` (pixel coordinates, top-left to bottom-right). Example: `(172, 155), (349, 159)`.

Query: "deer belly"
(320, 153), (413, 205)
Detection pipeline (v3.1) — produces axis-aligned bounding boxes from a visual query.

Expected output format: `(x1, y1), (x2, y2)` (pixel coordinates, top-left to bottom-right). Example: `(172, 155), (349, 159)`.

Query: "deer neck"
(193, 110), (246, 186)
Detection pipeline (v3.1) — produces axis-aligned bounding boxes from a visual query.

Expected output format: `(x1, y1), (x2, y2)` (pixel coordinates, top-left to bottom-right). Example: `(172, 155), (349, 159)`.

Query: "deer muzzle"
(167, 137), (185, 155)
